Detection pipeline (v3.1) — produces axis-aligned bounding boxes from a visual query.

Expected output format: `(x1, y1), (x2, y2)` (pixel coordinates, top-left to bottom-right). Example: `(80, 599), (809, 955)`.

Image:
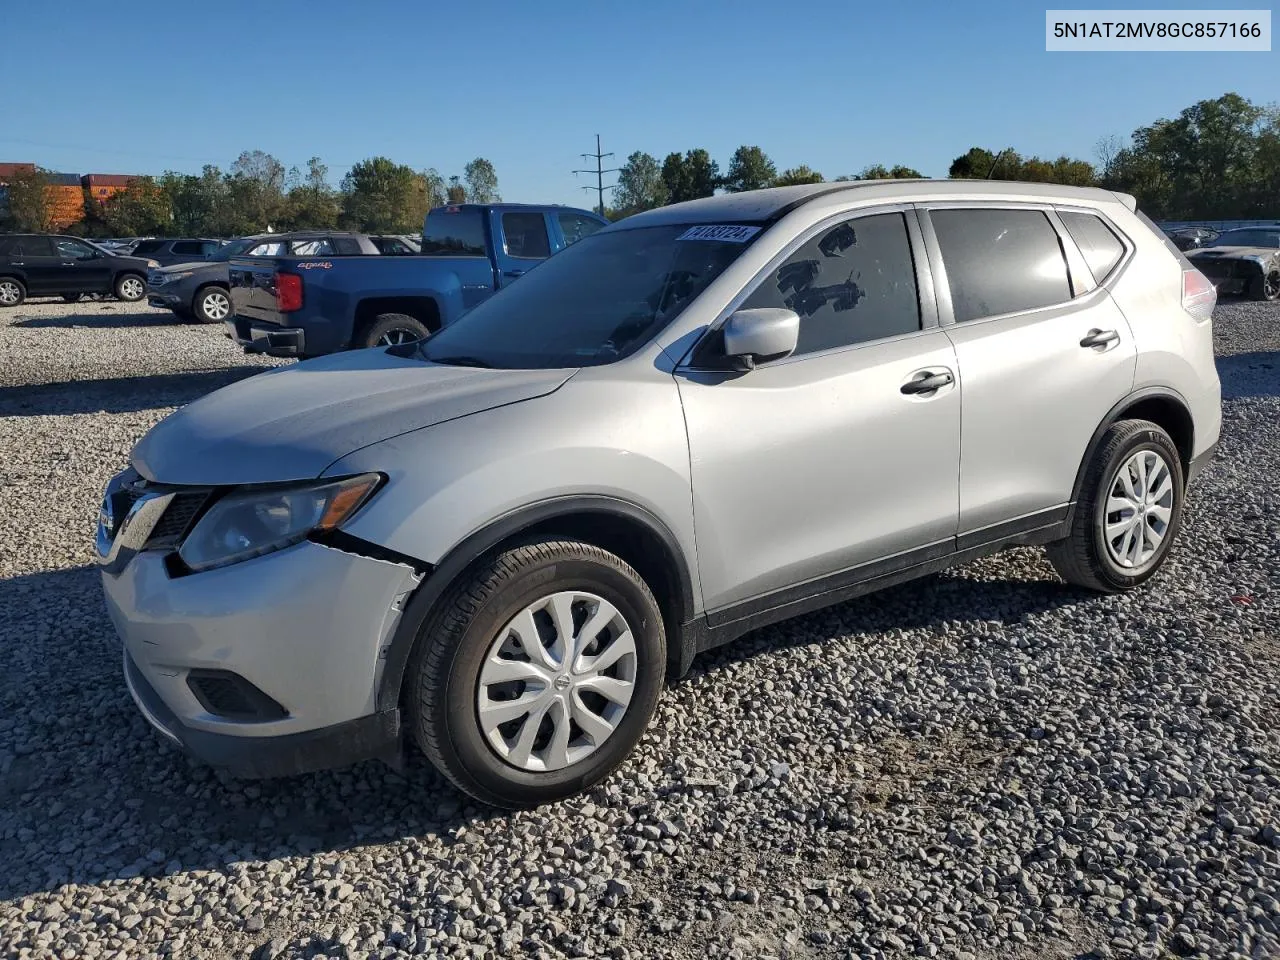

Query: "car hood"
(131, 350), (575, 485)
(1190, 246), (1278, 260)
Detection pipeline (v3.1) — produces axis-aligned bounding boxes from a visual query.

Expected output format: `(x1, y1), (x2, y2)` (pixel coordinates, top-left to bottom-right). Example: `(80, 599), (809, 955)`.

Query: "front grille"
(145, 491), (209, 549)
(187, 670), (287, 721)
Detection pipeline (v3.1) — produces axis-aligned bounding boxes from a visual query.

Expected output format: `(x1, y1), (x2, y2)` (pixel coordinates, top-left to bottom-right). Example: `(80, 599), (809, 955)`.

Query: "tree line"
(3, 92), (1277, 237)
(0, 153), (500, 238)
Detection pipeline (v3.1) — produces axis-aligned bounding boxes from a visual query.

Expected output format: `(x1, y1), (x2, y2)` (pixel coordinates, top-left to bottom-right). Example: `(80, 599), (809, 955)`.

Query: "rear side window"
(291, 238), (335, 256)
(132, 240), (165, 255)
(333, 237), (364, 255)
(558, 213), (604, 247)
(743, 212), (921, 356)
(931, 209), (1071, 322)
(502, 212), (551, 259)
(422, 208), (486, 256)
(19, 236), (55, 256)
(171, 240), (203, 255)
(0, 236), (15, 255)
(1060, 211), (1126, 283)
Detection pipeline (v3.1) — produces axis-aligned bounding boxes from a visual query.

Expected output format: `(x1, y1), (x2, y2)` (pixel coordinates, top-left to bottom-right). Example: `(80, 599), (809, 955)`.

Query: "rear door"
(10, 236), (59, 294)
(490, 210), (552, 288)
(53, 237), (112, 293)
(919, 203), (1137, 540)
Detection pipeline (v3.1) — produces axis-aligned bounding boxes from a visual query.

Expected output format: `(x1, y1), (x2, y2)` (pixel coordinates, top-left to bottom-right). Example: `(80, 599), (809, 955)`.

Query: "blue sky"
(1, 0), (1275, 206)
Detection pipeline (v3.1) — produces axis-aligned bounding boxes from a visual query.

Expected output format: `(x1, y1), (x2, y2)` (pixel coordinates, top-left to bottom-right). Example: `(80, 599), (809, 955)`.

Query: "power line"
(572, 134), (619, 216)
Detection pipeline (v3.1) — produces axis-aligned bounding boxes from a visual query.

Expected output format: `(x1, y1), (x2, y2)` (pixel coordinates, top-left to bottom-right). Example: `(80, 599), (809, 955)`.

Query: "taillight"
(275, 272), (303, 313)
(1181, 266), (1216, 323)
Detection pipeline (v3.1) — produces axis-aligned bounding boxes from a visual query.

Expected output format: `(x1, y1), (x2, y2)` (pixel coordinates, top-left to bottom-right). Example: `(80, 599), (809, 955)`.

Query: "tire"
(62, 293), (82, 303)
(1046, 419), (1185, 593)
(114, 273), (145, 302)
(405, 539), (666, 809)
(0, 278), (25, 307)
(1250, 269), (1280, 302)
(360, 312), (429, 349)
(193, 286), (233, 324)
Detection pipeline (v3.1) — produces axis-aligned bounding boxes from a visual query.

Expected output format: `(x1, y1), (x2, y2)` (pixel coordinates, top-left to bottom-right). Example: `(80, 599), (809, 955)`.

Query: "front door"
(491, 210), (552, 288)
(676, 210), (962, 618)
(54, 237), (112, 294)
(922, 204), (1137, 537)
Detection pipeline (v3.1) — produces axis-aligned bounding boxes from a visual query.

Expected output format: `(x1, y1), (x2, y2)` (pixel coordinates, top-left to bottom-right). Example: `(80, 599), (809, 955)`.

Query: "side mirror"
(722, 308), (800, 371)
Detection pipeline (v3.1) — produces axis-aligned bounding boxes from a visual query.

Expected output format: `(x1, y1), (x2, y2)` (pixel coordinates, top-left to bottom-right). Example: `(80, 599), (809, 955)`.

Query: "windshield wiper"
(428, 354), (495, 368)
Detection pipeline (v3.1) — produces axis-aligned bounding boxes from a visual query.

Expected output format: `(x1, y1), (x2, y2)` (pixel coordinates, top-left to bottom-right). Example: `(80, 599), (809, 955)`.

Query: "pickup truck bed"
(226, 203), (607, 357)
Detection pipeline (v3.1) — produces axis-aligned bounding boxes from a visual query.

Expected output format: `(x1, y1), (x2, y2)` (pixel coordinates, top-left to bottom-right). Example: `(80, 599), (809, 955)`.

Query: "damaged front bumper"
(101, 538), (424, 778)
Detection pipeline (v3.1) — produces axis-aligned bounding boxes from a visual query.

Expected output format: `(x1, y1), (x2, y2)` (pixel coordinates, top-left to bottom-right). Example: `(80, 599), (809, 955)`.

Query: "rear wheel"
(1046, 419), (1184, 593)
(405, 539), (666, 808)
(193, 286), (232, 324)
(360, 312), (429, 349)
(114, 274), (145, 302)
(1251, 269), (1280, 301)
(0, 278), (25, 307)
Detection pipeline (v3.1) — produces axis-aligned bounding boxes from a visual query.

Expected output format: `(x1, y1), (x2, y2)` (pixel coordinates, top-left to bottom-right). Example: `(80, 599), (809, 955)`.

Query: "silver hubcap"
(203, 292), (230, 320)
(1104, 449), (1174, 569)
(476, 590), (637, 772)
(0, 281), (19, 304)
(121, 278), (143, 299)
(377, 328), (417, 346)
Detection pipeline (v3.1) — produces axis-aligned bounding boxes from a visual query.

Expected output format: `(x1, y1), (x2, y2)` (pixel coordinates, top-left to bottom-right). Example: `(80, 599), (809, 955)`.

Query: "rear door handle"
(901, 369), (954, 395)
(1080, 328), (1120, 348)
(10, 261), (23, 266)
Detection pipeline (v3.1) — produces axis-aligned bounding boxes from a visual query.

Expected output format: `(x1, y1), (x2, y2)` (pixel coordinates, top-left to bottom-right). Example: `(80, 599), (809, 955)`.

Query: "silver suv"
(98, 181), (1221, 808)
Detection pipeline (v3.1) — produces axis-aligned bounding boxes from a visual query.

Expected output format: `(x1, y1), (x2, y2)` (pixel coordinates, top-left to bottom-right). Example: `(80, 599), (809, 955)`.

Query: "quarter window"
(502, 212), (551, 259)
(742, 212), (921, 356)
(1060, 211), (1126, 283)
(931, 209), (1071, 322)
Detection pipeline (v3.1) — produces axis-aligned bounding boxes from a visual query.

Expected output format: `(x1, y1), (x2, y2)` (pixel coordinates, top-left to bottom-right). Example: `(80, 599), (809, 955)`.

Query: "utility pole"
(572, 134), (619, 216)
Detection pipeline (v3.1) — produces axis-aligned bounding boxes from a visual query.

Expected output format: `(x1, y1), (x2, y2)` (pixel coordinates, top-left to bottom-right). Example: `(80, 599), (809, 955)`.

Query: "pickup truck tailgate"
(227, 258), (281, 321)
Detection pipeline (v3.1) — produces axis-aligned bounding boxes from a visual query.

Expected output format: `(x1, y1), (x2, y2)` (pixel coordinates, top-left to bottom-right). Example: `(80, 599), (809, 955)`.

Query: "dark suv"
(131, 238), (225, 267)
(0, 234), (157, 306)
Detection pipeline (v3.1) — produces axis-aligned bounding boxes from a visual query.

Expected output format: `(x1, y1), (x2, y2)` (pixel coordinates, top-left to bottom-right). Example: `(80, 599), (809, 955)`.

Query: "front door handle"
(61, 261), (77, 266)
(901, 369), (954, 395)
(1080, 328), (1120, 349)
(503, 269), (525, 279)
(10, 261), (23, 266)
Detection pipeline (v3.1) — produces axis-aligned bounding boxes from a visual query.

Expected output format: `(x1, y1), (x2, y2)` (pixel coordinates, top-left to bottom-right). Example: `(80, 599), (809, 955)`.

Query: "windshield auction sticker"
(1046, 9), (1271, 50)
(678, 225), (762, 243)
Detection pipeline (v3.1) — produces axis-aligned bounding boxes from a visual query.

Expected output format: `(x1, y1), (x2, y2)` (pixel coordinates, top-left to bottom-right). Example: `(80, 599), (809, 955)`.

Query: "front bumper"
(225, 316), (306, 357)
(101, 539), (423, 778)
(147, 291), (185, 310)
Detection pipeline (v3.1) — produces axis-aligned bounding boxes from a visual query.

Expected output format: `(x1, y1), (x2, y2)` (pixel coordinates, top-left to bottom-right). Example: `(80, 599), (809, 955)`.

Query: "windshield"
(419, 223), (763, 369)
(1207, 229), (1280, 249)
(210, 238), (258, 261)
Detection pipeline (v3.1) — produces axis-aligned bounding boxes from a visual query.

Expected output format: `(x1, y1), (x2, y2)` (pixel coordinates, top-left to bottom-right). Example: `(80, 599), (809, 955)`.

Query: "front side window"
(55, 238), (97, 260)
(419, 223), (762, 369)
(502, 212), (551, 259)
(422, 208), (486, 256)
(1060, 211), (1126, 283)
(558, 213), (605, 247)
(931, 208), (1071, 322)
(742, 212), (921, 356)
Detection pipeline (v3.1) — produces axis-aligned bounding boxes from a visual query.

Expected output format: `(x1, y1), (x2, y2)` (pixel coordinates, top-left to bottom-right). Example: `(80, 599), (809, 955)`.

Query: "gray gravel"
(1, 296), (1277, 960)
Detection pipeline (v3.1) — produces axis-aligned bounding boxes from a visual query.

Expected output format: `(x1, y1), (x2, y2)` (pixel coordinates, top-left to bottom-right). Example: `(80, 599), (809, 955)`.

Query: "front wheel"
(1046, 419), (1185, 593)
(193, 286), (232, 323)
(114, 274), (145, 302)
(405, 539), (666, 808)
(360, 312), (430, 349)
(1250, 269), (1280, 302)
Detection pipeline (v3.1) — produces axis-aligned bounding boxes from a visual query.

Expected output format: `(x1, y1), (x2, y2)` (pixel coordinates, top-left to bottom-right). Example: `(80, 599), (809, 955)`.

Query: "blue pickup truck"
(225, 203), (607, 357)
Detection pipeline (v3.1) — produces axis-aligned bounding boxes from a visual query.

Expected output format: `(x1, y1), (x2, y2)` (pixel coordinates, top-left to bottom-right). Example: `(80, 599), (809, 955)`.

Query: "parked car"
(131, 237), (225, 267)
(97, 182), (1222, 806)
(225, 203), (608, 356)
(1186, 226), (1280, 300)
(1164, 225), (1219, 251)
(147, 232), (383, 324)
(0, 234), (158, 306)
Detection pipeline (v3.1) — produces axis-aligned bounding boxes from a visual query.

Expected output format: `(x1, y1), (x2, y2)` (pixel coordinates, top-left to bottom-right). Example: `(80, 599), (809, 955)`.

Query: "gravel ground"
(1, 296), (1277, 960)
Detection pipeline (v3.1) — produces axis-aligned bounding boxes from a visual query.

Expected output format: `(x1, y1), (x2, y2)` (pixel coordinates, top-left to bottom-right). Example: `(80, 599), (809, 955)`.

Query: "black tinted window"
(132, 240), (165, 255)
(171, 240), (203, 255)
(931, 209), (1071, 322)
(1060, 211), (1126, 282)
(422, 208), (486, 256)
(502, 212), (551, 259)
(743, 213), (920, 355)
(55, 238), (96, 260)
(0, 236), (16, 255)
(19, 236), (55, 256)
(558, 213), (604, 247)
(1209, 229), (1280, 248)
(333, 237), (363, 255)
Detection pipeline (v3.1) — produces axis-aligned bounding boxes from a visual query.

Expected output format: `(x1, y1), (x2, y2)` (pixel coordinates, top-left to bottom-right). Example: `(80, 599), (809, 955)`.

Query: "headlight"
(178, 474), (381, 572)
(159, 271), (193, 284)
(147, 259), (161, 268)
